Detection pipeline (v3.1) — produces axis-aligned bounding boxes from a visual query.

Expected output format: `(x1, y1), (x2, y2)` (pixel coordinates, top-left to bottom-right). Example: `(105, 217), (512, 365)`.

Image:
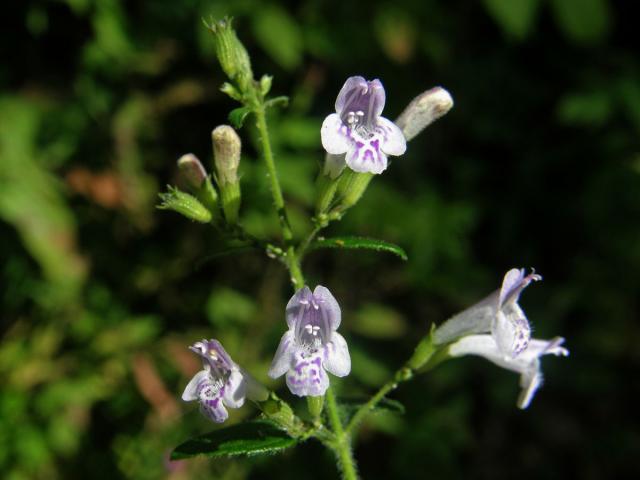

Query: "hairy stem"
(254, 105), (304, 289)
(326, 386), (359, 480)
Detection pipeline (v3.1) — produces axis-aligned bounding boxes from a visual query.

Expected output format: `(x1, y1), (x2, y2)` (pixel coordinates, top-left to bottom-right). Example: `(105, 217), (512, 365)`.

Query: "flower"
(182, 339), (267, 423)
(439, 268), (569, 408)
(268, 286), (351, 397)
(321, 76), (406, 175)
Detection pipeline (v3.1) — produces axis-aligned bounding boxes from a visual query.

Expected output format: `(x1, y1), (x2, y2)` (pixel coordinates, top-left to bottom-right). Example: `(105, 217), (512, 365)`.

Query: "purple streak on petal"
(286, 351), (329, 397)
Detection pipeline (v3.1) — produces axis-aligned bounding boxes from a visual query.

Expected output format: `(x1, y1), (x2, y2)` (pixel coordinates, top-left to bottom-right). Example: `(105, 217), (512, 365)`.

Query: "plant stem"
(254, 105), (304, 289)
(344, 376), (400, 435)
(325, 386), (358, 480)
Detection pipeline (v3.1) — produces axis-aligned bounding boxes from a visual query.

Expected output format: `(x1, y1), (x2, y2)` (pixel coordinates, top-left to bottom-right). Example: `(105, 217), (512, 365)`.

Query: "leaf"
(228, 107), (251, 129)
(482, 0), (541, 40)
(264, 96), (289, 110)
(310, 236), (408, 261)
(171, 420), (297, 460)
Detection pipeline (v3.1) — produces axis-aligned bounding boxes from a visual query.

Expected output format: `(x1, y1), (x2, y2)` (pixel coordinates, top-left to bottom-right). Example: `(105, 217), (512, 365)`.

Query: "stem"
(345, 376), (400, 435)
(254, 105), (305, 290)
(254, 106), (293, 243)
(296, 223), (323, 261)
(325, 386), (358, 480)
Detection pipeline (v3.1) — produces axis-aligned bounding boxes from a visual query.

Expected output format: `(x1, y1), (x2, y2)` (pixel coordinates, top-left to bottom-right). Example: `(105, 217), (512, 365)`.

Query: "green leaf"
(310, 236), (408, 261)
(228, 107), (251, 129)
(482, 0), (541, 40)
(171, 420), (297, 460)
(264, 96), (289, 110)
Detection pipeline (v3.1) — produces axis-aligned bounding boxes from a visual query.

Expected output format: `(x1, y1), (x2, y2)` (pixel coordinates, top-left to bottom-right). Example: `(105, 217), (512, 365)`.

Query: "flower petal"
(200, 396), (229, 423)
(181, 369), (209, 401)
(313, 285), (341, 330)
(492, 307), (530, 358)
(323, 332), (351, 377)
(376, 117), (406, 156)
(222, 369), (246, 409)
(517, 365), (542, 409)
(345, 135), (388, 174)
(285, 351), (329, 397)
(286, 286), (313, 329)
(324, 153), (347, 179)
(335, 76), (368, 114)
(321, 113), (351, 155)
(499, 268), (542, 307)
(268, 330), (295, 379)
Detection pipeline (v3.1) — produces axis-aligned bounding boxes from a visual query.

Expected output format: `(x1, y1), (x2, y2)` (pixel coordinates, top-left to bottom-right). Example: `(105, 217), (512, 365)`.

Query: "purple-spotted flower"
(438, 268), (569, 408)
(321, 76), (406, 175)
(182, 339), (267, 423)
(268, 286), (351, 397)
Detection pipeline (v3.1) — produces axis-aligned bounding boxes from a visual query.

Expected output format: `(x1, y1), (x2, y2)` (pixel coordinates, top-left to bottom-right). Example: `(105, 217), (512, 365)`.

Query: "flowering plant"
(160, 18), (568, 480)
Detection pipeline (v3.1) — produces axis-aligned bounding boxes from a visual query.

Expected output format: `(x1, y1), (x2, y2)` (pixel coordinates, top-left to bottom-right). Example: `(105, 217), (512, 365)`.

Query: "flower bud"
(206, 17), (253, 92)
(177, 153), (207, 189)
(395, 87), (453, 141)
(212, 125), (242, 224)
(177, 153), (220, 222)
(157, 186), (212, 223)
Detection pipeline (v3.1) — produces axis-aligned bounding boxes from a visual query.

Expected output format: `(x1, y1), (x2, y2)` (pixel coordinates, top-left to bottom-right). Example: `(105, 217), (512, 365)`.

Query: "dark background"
(1, 0), (638, 478)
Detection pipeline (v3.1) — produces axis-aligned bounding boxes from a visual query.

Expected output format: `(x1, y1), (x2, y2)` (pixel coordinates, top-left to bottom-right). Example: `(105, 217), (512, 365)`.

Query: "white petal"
(517, 365), (542, 409)
(313, 285), (341, 331)
(323, 332), (351, 377)
(222, 369), (246, 408)
(518, 337), (569, 363)
(285, 350), (329, 397)
(268, 331), (295, 379)
(321, 113), (351, 155)
(181, 370), (209, 401)
(200, 399), (229, 423)
(499, 268), (525, 306)
(345, 136), (388, 174)
(377, 117), (406, 156)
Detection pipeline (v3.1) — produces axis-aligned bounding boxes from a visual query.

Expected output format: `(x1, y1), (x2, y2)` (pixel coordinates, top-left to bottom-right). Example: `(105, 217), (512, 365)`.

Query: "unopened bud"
(206, 17), (253, 91)
(212, 125), (242, 224)
(177, 153), (207, 189)
(395, 87), (453, 141)
(157, 186), (212, 223)
(212, 125), (241, 185)
(333, 170), (374, 213)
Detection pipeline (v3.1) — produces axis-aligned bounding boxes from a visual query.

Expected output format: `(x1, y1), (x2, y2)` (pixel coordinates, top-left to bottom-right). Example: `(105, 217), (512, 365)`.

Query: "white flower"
(439, 268), (569, 408)
(321, 76), (406, 175)
(268, 286), (351, 397)
(182, 339), (267, 423)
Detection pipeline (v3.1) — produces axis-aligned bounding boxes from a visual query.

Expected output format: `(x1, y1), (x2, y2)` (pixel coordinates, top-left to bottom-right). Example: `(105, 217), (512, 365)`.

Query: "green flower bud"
(157, 186), (212, 223)
(333, 170), (374, 213)
(212, 125), (242, 224)
(206, 17), (253, 92)
(306, 395), (324, 419)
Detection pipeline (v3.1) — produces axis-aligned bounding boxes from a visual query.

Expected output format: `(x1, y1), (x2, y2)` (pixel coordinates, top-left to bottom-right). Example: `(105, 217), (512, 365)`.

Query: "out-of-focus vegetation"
(1, 0), (638, 478)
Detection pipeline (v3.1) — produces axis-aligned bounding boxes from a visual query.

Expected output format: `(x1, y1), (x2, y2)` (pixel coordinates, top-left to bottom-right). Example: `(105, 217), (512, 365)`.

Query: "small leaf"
(310, 236), (408, 261)
(171, 420), (297, 460)
(228, 107), (251, 129)
(264, 96), (289, 110)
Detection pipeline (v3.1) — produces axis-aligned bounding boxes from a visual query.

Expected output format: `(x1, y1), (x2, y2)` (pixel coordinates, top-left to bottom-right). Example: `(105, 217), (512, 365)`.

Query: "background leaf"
(171, 420), (297, 460)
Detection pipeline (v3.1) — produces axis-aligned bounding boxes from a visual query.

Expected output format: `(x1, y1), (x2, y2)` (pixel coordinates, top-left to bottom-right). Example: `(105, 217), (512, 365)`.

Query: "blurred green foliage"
(1, 0), (638, 479)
